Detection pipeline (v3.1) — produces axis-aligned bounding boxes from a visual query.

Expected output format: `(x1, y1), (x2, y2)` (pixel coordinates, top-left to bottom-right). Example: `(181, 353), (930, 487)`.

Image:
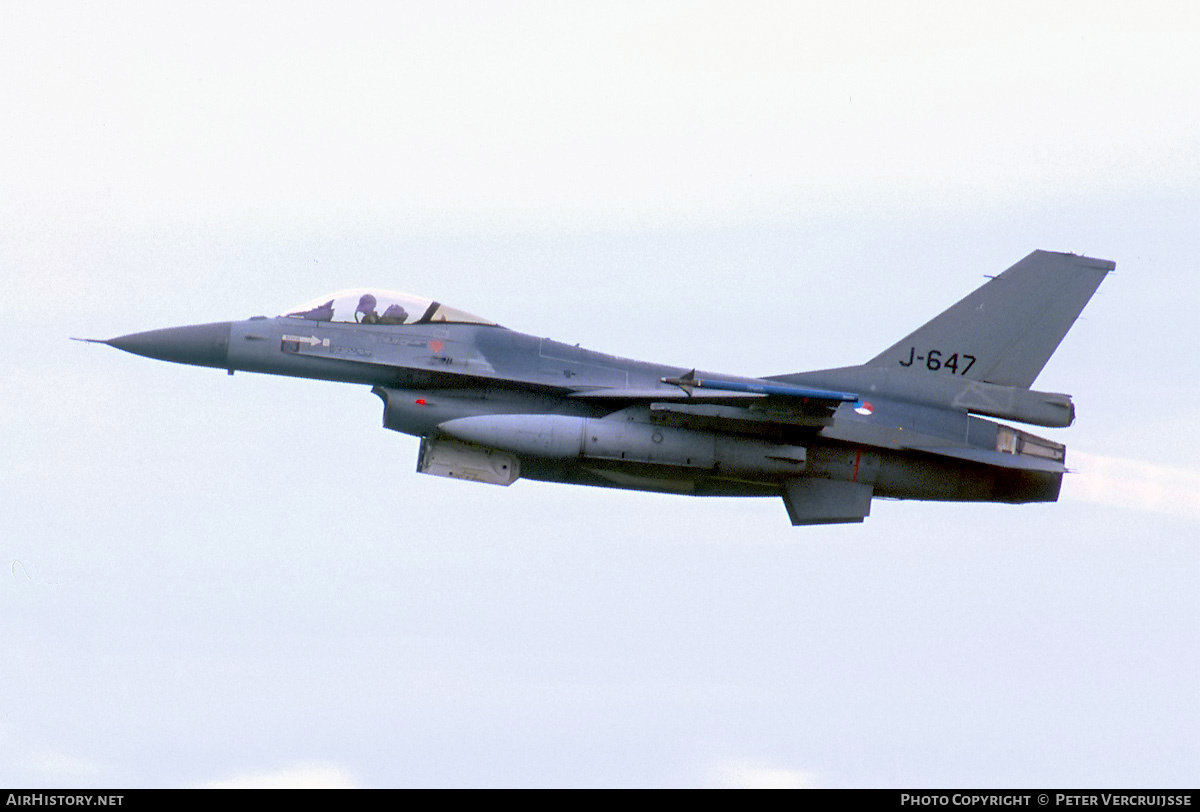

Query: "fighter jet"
(81, 250), (1112, 525)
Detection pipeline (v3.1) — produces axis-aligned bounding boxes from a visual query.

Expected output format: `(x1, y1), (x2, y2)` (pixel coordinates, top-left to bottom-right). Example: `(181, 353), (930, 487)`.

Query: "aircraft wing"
(569, 370), (859, 406)
(569, 374), (858, 431)
(568, 387), (764, 402)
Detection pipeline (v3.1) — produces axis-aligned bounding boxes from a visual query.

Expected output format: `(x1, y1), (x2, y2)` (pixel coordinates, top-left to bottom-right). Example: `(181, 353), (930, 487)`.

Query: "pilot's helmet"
(356, 293), (378, 315)
(382, 304), (409, 323)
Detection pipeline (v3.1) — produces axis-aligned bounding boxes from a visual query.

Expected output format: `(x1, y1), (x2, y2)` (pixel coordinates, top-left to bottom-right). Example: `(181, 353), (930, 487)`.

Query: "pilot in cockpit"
(379, 304), (409, 324)
(355, 294), (410, 325)
(355, 294), (380, 324)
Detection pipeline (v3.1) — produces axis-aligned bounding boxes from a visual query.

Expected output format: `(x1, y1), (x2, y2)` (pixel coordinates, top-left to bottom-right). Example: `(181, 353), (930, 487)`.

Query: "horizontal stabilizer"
(902, 444), (1066, 474)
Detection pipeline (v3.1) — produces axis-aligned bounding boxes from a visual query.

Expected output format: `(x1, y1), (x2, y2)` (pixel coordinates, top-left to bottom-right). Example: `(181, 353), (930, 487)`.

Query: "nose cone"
(106, 322), (232, 369)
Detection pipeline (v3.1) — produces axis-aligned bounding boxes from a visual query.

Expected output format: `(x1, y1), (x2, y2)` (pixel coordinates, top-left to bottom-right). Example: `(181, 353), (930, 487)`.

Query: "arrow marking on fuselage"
(281, 335), (330, 348)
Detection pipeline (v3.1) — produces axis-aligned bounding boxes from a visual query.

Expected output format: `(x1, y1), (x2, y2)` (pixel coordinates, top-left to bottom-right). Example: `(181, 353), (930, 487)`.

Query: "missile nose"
(104, 321), (232, 369)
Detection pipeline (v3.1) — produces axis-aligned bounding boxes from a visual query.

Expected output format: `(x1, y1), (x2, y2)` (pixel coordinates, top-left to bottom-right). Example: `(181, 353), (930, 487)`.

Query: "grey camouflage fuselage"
(87, 250), (1111, 525)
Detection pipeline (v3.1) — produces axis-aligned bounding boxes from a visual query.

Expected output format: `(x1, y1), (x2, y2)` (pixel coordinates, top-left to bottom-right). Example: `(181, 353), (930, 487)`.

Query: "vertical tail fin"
(867, 250), (1113, 389)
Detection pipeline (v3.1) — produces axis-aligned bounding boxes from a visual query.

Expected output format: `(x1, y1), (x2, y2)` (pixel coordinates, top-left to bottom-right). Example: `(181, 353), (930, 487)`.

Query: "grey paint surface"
(91, 250), (1108, 525)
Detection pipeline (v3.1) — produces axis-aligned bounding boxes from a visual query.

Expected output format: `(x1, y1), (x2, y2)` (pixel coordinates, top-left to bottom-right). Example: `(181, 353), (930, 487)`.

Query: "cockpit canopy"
(283, 289), (497, 327)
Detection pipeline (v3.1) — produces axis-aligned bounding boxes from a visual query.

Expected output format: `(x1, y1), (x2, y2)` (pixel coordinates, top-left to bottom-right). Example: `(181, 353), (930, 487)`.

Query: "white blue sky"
(2, 0), (1197, 788)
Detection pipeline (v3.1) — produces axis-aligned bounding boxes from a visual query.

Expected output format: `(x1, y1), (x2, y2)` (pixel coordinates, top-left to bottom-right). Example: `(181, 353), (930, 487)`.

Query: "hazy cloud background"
(3, 0), (1197, 787)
